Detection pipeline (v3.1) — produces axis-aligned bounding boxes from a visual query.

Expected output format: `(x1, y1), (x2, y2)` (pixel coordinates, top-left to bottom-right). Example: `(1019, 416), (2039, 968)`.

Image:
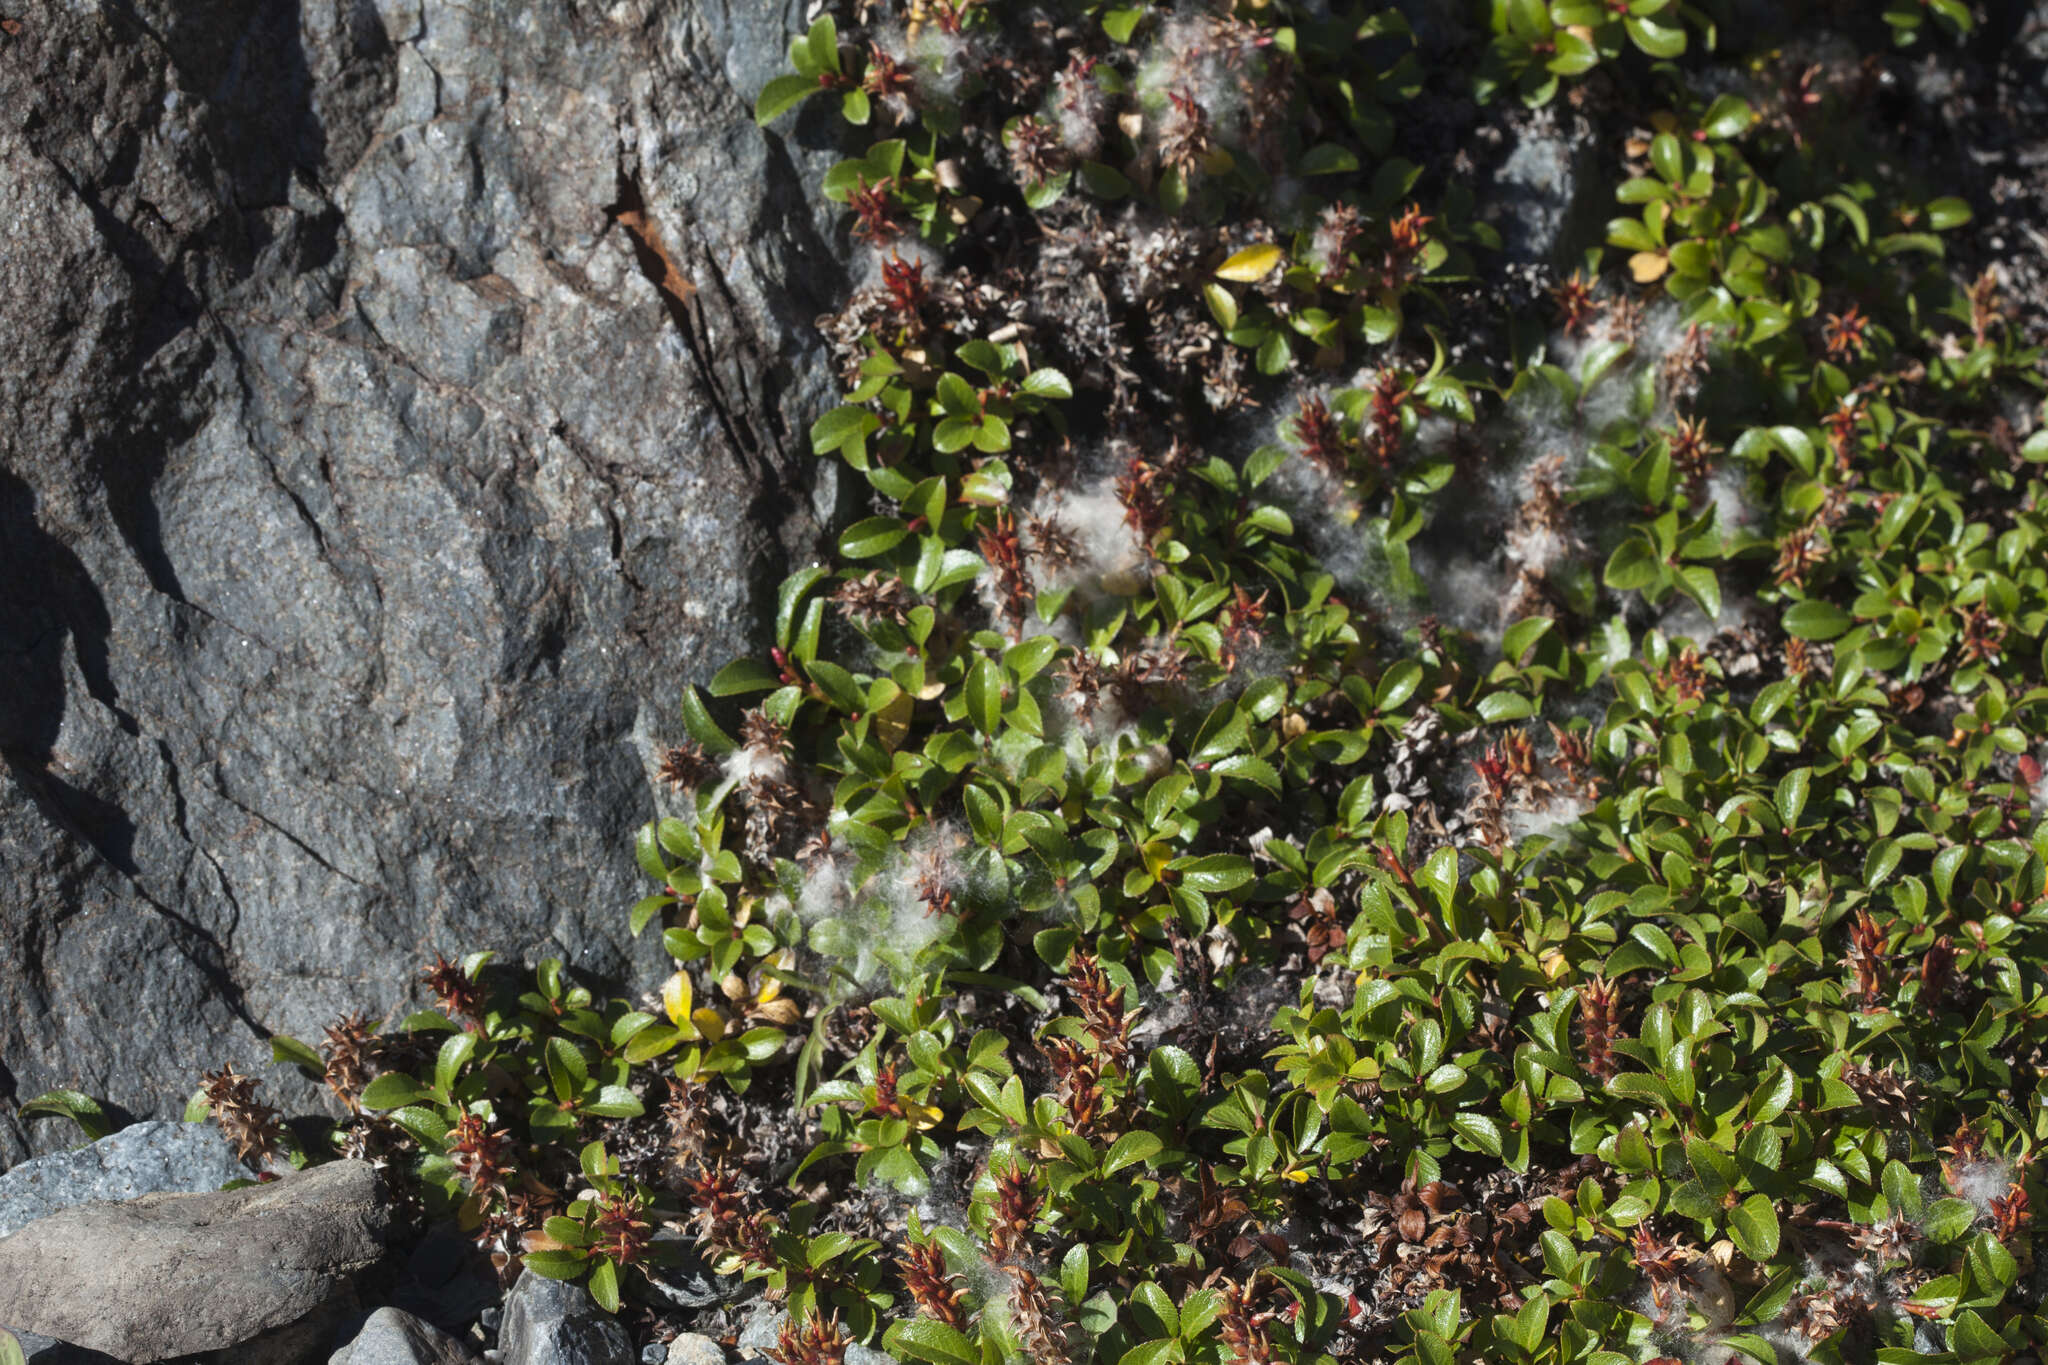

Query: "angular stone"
(638, 1228), (742, 1310)
(497, 1271), (633, 1365)
(661, 1335), (725, 1365)
(329, 1308), (478, 1365)
(0, 1121), (248, 1237)
(0, 1160), (392, 1361)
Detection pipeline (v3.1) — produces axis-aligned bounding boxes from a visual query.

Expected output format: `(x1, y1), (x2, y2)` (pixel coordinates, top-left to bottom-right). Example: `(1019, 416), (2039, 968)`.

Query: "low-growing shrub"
(49, 1), (2035, 1361)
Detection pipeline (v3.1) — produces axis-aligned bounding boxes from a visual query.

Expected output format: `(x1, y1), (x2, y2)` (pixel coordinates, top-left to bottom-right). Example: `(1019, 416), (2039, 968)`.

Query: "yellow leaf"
(1629, 251), (1670, 283)
(1215, 243), (1284, 283)
(692, 1008), (728, 1042)
(874, 689), (914, 752)
(662, 971), (694, 1028)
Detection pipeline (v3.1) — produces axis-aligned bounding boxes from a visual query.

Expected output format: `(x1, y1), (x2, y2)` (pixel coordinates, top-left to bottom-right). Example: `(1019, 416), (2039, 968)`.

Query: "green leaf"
(584, 1085), (646, 1119)
(359, 1073), (429, 1111)
(811, 404), (879, 455)
(587, 1258), (621, 1313)
(1774, 768), (1809, 828)
(806, 14), (840, 75)
(755, 74), (818, 126)
(1926, 196), (1972, 231)
(1501, 616), (1553, 663)
(681, 685), (737, 755)
(545, 1037), (588, 1105)
(1678, 565), (1720, 620)
(1883, 1159), (1923, 1219)
(1104, 1130), (1164, 1175)
(1061, 1243), (1091, 1304)
(1477, 691), (1536, 723)
(965, 656), (1003, 736)
(1188, 700), (1250, 762)
(1728, 1194), (1780, 1262)
(1924, 1197), (1979, 1243)
(840, 516), (910, 559)
(1, 1329), (29, 1365)
(1603, 537), (1661, 592)
(1298, 144), (1361, 175)
(1132, 1282), (1179, 1339)
(1451, 1112), (1503, 1157)
(270, 1035), (326, 1075)
(1425, 1063), (1466, 1094)
(1418, 845), (1459, 914)
(1649, 132), (1684, 185)
(886, 1319), (981, 1365)
(709, 657), (781, 697)
(434, 1032), (477, 1096)
(1023, 368), (1073, 400)
(1081, 161), (1132, 198)
(386, 1105), (451, 1147)
(1179, 1287), (1225, 1340)
(1952, 1309), (2003, 1360)
(1102, 8), (1145, 43)
(18, 1089), (113, 1141)
(1169, 854), (1255, 894)
(521, 1248), (589, 1281)
(1210, 755), (1281, 794)
(1377, 660), (1423, 711)
(1117, 1341), (1184, 1365)
(1783, 600), (1853, 641)
(936, 371), (978, 416)
(1625, 14), (1686, 56)
(1700, 94), (1753, 139)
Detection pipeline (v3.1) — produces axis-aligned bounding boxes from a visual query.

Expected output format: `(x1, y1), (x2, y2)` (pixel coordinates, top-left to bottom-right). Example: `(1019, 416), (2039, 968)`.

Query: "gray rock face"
(497, 1271), (633, 1365)
(329, 1308), (478, 1365)
(0, 1159), (393, 1360)
(0, 1120), (247, 1237)
(0, 0), (852, 1164)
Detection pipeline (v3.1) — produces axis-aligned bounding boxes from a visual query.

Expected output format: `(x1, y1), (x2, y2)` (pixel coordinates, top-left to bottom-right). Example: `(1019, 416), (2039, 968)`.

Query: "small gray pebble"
(662, 1336), (724, 1365)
